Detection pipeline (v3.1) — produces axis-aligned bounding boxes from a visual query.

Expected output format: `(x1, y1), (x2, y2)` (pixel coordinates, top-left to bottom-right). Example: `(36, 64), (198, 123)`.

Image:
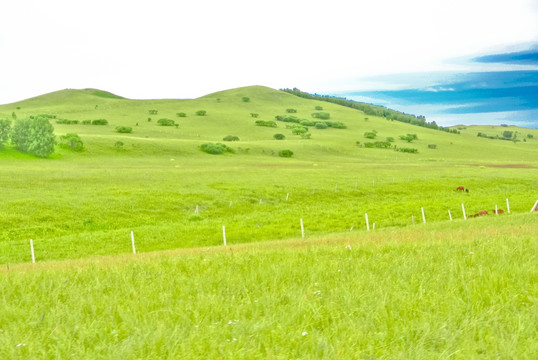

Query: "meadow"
(0, 86), (536, 358)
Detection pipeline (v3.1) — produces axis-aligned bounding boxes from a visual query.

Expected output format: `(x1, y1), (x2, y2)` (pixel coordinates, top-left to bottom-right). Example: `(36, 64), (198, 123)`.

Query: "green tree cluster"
(10, 117), (55, 157)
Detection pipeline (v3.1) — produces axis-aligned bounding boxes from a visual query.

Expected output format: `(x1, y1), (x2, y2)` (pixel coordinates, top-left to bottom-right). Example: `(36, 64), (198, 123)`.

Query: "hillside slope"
(1, 85), (537, 163)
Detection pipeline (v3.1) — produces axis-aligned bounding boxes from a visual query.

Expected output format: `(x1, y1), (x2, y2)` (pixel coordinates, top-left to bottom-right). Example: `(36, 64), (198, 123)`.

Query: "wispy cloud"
(473, 46), (538, 65)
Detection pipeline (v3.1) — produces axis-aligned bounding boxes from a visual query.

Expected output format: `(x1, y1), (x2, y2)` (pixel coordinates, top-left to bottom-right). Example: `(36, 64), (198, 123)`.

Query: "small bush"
(59, 133), (84, 152)
(300, 120), (315, 127)
(502, 131), (513, 139)
(291, 126), (308, 135)
(428, 144), (437, 149)
(115, 126), (132, 133)
(242, 97), (250, 102)
(527, 134), (534, 139)
(56, 119), (79, 125)
(147, 117), (152, 122)
(196, 110), (207, 116)
(250, 113), (259, 118)
(363, 141), (391, 149)
(315, 106), (323, 110)
(273, 133), (286, 140)
(315, 122), (328, 129)
(82, 120), (91, 125)
(176, 112), (186, 117)
(386, 137), (395, 142)
(157, 118), (175, 126)
(325, 121), (346, 129)
(200, 142), (234, 155)
(278, 149), (294, 158)
(223, 135), (240, 141)
(255, 120), (277, 128)
(399, 134), (417, 142)
(114, 141), (124, 149)
(396, 147), (418, 153)
(275, 115), (301, 123)
(364, 130), (377, 139)
(91, 119), (108, 125)
(311, 112), (330, 120)
(148, 110), (158, 115)
(286, 108), (297, 113)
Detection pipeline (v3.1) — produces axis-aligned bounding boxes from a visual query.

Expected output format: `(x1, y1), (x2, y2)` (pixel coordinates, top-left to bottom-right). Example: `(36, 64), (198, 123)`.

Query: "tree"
(10, 118), (32, 153)
(502, 131), (513, 139)
(0, 119), (11, 149)
(27, 117), (55, 157)
(11, 117), (55, 157)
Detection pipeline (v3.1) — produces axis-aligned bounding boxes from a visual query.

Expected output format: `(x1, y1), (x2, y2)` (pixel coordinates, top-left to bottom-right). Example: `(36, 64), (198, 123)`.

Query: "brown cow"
(470, 210), (488, 218)
(456, 186), (465, 191)
(492, 209), (504, 214)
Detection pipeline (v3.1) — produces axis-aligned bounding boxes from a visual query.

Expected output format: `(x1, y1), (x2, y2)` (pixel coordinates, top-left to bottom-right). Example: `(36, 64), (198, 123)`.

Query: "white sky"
(1, 0), (537, 104)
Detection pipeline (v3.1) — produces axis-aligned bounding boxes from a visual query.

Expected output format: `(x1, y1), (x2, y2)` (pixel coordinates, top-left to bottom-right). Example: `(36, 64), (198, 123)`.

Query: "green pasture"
(0, 86), (537, 264)
(1, 215), (536, 359)
(0, 86), (537, 358)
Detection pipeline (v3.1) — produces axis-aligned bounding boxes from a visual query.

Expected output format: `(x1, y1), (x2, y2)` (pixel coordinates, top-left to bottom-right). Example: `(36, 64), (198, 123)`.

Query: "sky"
(1, 0), (538, 126)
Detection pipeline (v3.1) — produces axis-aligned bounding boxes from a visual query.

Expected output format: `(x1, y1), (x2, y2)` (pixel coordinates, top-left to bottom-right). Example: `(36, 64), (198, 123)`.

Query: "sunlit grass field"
(0, 86), (537, 358)
(1, 215), (536, 359)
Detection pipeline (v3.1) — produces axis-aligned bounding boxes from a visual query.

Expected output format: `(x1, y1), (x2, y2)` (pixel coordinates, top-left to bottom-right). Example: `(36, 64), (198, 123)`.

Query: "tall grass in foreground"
(1, 215), (536, 359)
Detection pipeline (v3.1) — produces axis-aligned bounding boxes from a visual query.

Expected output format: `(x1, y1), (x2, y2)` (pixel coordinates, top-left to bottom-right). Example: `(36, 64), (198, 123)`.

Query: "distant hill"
(0, 85), (536, 163)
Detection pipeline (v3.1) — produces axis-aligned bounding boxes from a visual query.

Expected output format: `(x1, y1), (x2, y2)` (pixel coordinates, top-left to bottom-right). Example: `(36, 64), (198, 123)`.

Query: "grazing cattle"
(492, 209), (504, 214)
(465, 188), (469, 193)
(456, 186), (465, 191)
(470, 210), (488, 218)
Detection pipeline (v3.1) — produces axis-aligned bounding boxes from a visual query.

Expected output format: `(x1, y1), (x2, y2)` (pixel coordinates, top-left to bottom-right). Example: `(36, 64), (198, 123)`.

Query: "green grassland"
(1, 215), (536, 359)
(0, 86), (536, 264)
(0, 86), (536, 357)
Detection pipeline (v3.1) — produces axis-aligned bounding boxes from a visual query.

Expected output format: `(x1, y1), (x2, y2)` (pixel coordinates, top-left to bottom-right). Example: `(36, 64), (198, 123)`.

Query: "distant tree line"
(280, 88), (460, 134)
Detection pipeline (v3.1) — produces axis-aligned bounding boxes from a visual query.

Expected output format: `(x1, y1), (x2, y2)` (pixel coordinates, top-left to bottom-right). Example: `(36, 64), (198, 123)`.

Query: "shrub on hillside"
(364, 130), (377, 139)
(200, 142), (234, 155)
(502, 131), (513, 139)
(255, 120), (277, 128)
(527, 134), (534, 139)
(363, 141), (391, 149)
(315, 106), (323, 110)
(396, 147), (418, 153)
(315, 122), (328, 129)
(399, 134), (417, 142)
(291, 126), (308, 135)
(278, 149), (294, 158)
(91, 119), (108, 125)
(56, 119), (79, 125)
(59, 133), (84, 152)
(325, 121), (346, 129)
(176, 112), (187, 117)
(115, 126), (133, 133)
(196, 110), (207, 116)
(148, 110), (158, 115)
(114, 141), (124, 149)
(157, 118), (175, 126)
(386, 137), (395, 142)
(275, 115), (301, 123)
(311, 112), (330, 120)
(223, 135), (240, 141)
(300, 119), (316, 127)
(273, 133), (286, 140)
(242, 97), (250, 102)
(250, 113), (259, 118)
(428, 144), (437, 149)
(286, 108), (297, 113)
(82, 120), (91, 125)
